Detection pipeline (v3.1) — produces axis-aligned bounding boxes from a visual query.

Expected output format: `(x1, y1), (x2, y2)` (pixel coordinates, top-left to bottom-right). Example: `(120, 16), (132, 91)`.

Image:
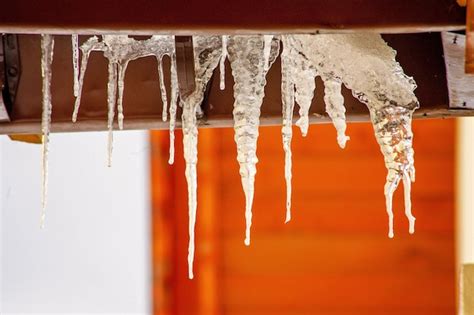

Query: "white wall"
(0, 131), (151, 314)
(457, 118), (474, 265)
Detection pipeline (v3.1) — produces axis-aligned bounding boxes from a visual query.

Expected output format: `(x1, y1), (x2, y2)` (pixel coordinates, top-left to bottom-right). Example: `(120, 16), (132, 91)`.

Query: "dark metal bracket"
(2, 34), (21, 116)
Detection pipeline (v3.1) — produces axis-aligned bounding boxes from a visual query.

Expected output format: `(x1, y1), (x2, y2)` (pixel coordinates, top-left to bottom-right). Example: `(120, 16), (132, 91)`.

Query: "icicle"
(220, 35), (228, 90)
(181, 36), (222, 278)
(286, 34), (418, 237)
(106, 62), (118, 167)
(168, 54), (179, 165)
(72, 34), (80, 97)
(40, 34), (55, 228)
(228, 35), (280, 245)
(182, 98), (198, 279)
(280, 40), (295, 223)
(403, 171), (416, 234)
(157, 59), (168, 122)
(117, 61), (129, 130)
(73, 35), (177, 165)
(370, 106), (416, 238)
(281, 35), (317, 137)
(72, 36), (102, 122)
(322, 76), (350, 148)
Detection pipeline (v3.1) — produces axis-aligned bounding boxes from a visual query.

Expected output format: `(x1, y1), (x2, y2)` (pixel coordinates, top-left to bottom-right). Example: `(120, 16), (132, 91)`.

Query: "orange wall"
(151, 119), (455, 315)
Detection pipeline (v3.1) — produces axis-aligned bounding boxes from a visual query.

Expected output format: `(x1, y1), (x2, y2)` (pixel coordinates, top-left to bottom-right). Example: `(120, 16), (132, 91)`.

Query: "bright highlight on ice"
(40, 33), (418, 278)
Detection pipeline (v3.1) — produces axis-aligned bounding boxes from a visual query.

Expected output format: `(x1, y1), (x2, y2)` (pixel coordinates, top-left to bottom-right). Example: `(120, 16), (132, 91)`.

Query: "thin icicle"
(220, 35), (228, 90)
(384, 171), (398, 239)
(403, 171), (416, 234)
(168, 54), (179, 165)
(117, 61), (129, 130)
(182, 99), (198, 280)
(322, 76), (350, 148)
(280, 42), (295, 223)
(72, 34), (80, 97)
(106, 62), (118, 167)
(228, 35), (280, 245)
(157, 59), (168, 122)
(181, 36), (222, 278)
(40, 34), (55, 228)
(72, 36), (102, 122)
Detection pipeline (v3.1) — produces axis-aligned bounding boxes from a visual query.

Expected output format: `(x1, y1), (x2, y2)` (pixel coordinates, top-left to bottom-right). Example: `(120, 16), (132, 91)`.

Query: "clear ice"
(227, 35), (280, 245)
(281, 34), (418, 238)
(220, 35), (228, 90)
(72, 35), (178, 166)
(180, 36), (223, 278)
(39, 32), (419, 279)
(40, 34), (55, 228)
(280, 36), (295, 223)
(72, 34), (79, 97)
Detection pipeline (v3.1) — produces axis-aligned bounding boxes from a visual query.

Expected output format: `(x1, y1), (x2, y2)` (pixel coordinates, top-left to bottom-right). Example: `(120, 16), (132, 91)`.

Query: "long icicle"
(280, 40), (295, 223)
(228, 35), (279, 245)
(107, 62), (118, 167)
(181, 36), (222, 278)
(168, 53), (179, 165)
(40, 34), (55, 228)
(72, 36), (101, 122)
(72, 34), (79, 97)
(403, 171), (416, 234)
(117, 61), (129, 130)
(182, 99), (198, 279)
(157, 58), (169, 122)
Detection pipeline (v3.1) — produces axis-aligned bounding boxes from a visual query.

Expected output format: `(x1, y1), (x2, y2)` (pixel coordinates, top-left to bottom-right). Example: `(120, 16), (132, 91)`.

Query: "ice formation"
(280, 37), (296, 223)
(227, 35), (280, 245)
(280, 34), (418, 237)
(39, 32), (419, 276)
(71, 35), (178, 166)
(40, 34), (55, 228)
(180, 36), (223, 278)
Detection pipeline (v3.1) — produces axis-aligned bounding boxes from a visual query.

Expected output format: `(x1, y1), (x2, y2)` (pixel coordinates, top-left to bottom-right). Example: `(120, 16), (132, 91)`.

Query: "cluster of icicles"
(40, 34), (419, 279)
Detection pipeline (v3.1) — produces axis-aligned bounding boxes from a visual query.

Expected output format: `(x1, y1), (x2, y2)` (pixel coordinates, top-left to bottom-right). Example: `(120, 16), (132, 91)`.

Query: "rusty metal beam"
(0, 0), (466, 35)
(0, 33), (472, 135)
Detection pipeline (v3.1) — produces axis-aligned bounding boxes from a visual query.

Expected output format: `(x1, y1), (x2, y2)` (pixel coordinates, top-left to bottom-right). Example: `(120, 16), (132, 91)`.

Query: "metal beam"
(0, 33), (473, 135)
(0, 0), (466, 35)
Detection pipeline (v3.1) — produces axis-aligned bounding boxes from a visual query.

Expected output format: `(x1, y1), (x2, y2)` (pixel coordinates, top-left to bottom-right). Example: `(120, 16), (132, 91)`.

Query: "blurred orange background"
(150, 119), (455, 315)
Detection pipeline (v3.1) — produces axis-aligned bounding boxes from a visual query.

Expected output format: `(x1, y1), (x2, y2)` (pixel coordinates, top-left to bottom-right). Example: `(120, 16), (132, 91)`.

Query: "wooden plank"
(150, 96), (455, 315)
(221, 235), (454, 276)
(0, 0), (465, 35)
(222, 274), (455, 309)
